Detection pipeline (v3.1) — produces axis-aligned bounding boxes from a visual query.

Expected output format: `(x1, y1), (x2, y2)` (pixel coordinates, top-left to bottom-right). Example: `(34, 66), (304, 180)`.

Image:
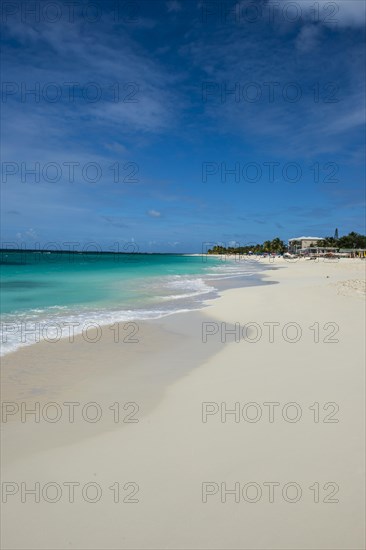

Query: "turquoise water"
(0, 251), (266, 354)
(1, 252), (221, 313)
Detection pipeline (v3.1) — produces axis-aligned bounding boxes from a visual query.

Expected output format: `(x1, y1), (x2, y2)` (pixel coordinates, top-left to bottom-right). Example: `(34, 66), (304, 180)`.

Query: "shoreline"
(1, 258), (365, 549)
(1, 256), (362, 360)
(0, 257), (275, 358)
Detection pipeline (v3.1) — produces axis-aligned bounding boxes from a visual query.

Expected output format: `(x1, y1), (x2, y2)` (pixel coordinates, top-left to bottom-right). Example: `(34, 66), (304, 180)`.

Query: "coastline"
(0, 254), (272, 357)
(1, 258), (365, 549)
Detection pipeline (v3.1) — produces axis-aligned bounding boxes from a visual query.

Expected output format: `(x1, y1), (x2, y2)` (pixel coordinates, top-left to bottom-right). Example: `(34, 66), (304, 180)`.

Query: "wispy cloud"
(269, 0), (366, 28)
(2, 14), (183, 138)
(147, 209), (162, 218)
(295, 24), (322, 52)
(180, 14), (365, 157)
(166, 1), (182, 13)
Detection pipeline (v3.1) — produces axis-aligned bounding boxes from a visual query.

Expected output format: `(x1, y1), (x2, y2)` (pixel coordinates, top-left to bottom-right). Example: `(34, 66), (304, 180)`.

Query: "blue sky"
(1, 0), (365, 252)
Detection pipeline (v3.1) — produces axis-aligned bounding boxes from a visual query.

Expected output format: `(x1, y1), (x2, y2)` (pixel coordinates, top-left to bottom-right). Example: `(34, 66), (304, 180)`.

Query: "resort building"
(288, 236), (366, 258)
(288, 236), (323, 253)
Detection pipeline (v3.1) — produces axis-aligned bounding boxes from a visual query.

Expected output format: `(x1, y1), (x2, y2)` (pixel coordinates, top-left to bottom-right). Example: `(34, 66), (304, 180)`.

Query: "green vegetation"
(207, 237), (287, 255)
(316, 232), (366, 249)
(207, 232), (366, 255)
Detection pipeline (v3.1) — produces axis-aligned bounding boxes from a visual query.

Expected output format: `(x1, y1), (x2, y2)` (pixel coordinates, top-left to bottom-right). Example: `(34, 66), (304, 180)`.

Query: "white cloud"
(26, 228), (38, 239)
(105, 143), (128, 155)
(180, 10), (365, 157)
(147, 209), (162, 218)
(16, 228), (38, 241)
(269, 0), (366, 27)
(296, 24), (322, 52)
(166, 1), (182, 13)
(2, 15), (181, 136)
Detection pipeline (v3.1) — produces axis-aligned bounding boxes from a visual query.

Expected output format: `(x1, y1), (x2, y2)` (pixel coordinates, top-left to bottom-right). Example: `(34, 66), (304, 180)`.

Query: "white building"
(288, 236), (323, 252)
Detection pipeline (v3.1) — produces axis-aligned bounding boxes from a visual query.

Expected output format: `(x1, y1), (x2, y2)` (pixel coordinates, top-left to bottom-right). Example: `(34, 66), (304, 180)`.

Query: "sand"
(1, 258), (365, 549)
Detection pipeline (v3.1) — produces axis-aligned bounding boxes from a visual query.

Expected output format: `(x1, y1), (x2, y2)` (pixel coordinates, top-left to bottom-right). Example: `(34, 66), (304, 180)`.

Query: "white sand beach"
(1, 258), (365, 549)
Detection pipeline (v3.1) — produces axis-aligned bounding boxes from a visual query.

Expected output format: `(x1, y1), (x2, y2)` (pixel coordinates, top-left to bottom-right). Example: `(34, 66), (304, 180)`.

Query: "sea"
(0, 250), (271, 355)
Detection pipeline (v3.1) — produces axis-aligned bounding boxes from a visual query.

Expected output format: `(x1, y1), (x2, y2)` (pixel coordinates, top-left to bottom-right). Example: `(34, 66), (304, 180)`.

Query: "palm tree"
(270, 237), (285, 253)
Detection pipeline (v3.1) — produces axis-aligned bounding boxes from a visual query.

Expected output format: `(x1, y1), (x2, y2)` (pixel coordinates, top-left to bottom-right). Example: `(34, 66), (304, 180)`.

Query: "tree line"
(207, 237), (287, 255)
(207, 232), (366, 255)
(315, 232), (366, 249)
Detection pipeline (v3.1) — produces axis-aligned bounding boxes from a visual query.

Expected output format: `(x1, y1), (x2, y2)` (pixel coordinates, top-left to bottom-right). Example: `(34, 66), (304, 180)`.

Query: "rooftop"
(288, 236), (323, 241)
